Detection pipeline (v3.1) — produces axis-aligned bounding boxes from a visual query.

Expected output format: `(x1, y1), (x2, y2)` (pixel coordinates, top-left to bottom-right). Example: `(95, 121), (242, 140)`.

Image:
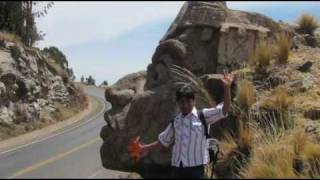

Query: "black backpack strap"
(170, 119), (175, 133)
(170, 118), (175, 145)
(197, 109), (209, 138)
(197, 110), (219, 177)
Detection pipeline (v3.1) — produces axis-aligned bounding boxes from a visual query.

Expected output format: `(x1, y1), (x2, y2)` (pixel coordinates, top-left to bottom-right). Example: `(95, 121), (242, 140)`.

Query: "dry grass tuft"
(258, 87), (294, 130)
(236, 79), (256, 110)
(251, 41), (273, 73)
(276, 32), (291, 64)
(238, 126), (320, 179)
(239, 142), (297, 178)
(300, 142), (320, 178)
(289, 130), (311, 156)
(236, 123), (255, 156)
(46, 58), (69, 83)
(262, 86), (293, 110)
(0, 31), (23, 45)
(296, 13), (319, 35)
(213, 122), (255, 178)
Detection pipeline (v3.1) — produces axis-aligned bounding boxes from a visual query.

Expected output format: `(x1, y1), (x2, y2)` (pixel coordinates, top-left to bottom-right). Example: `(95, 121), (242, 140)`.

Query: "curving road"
(0, 86), (117, 179)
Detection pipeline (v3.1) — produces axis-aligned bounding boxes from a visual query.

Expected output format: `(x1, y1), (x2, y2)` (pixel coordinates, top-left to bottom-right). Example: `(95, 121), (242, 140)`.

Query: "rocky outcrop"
(100, 1), (295, 177)
(0, 39), (82, 128)
(293, 27), (320, 48)
(103, 71), (147, 130)
(104, 71), (146, 108)
(304, 109), (320, 120)
(297, 61), (313, 72)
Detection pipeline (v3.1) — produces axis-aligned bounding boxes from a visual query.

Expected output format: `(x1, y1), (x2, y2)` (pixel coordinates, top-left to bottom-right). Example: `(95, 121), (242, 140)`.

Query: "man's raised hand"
(222, 71), (234, 88)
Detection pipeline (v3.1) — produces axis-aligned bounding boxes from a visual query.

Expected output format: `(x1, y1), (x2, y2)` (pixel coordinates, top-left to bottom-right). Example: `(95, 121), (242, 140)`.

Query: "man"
(137, 73), (234, 179)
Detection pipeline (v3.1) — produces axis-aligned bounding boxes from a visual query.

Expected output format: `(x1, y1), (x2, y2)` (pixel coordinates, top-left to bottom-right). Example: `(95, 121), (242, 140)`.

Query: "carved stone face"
(144, 2), (229, 91)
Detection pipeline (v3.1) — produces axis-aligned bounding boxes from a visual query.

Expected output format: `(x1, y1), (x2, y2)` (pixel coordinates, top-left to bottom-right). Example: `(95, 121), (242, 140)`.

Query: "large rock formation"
(100, 1), (294, 177)
(0, 39), (83, 128)
(103, 71), (147, 130)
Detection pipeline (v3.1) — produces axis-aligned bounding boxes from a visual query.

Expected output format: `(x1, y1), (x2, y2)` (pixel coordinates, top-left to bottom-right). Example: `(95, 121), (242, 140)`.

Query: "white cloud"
(35, 1), (183, 48)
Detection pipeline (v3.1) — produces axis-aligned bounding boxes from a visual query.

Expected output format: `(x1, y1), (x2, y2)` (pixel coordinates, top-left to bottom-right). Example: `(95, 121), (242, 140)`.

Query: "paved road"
(0, 86), (116, 179)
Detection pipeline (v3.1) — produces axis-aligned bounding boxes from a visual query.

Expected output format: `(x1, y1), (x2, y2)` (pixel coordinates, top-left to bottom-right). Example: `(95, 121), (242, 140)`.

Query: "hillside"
(0, 32), (87, 140)
(214, 36), (320, 179)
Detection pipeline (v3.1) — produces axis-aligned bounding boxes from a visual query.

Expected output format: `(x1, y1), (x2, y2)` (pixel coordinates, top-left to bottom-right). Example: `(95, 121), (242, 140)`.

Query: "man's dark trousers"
(171, 162), (204, 179)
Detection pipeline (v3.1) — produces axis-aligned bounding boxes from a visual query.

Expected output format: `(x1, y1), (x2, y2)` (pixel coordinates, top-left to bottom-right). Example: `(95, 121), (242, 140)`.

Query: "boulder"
(101, 84), (176, 177)
(37, 98), (49, 107)
(0, 106), (15, 126)
(304, 109), (320, 120)
(287, 74), (314, 93)
(47, 76), (70, 103)
(305, 122), (320, 144)
(44, 104), (57, 113)
(292, 34), (308, 49)
(27, 102), (41, 121)
(303, 34), (318, 47)
(9, 45), (22, 61)
(0, 81), (5, 97)
(104, 71), (146, 108)
(107, 89), (135, 108)
(103, 103), (131, 131)
(297, 61), (313, 72)
(267, 73), (290, 89)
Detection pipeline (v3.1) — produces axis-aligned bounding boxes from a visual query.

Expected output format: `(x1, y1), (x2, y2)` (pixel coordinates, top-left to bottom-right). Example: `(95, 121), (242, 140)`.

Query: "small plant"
(251, 41), (273, 73)
(236, 79), (256, 111)
(291, 130), (310, 156)
(262, 86), (293, 110)
(46, 58), (69, 83)
(300, 142), (320, 178)
(276, 32), (291, 64)
(272, 87), (293, 110)
(296, 13), (319, 35)
(259, 87), (294, 131)
(236, 121), (255, 158)
(214, 122), (254, 178)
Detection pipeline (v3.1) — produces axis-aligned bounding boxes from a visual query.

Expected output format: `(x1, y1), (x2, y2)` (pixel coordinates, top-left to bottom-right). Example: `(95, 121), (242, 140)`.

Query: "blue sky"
(35, 1), (320, 85)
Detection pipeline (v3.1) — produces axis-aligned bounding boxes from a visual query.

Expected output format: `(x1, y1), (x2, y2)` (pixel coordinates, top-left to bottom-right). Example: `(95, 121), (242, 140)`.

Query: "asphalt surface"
(0, 86), (115, 179)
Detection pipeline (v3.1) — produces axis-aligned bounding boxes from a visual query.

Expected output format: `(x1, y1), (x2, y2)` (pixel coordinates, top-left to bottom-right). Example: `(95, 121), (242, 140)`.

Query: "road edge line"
(0, 94), (106, 156)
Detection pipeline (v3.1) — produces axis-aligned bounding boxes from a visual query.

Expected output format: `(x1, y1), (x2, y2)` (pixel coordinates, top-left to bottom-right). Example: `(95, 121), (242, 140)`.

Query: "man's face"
(177, 97), (195, 115)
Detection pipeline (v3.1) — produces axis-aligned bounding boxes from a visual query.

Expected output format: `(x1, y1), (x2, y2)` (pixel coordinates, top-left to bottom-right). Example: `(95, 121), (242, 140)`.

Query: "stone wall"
(217, 23), (270, 72)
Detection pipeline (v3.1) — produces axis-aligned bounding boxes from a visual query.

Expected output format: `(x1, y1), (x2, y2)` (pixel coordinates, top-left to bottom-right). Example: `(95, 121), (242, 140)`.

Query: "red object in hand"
(128, 136), (142, 162)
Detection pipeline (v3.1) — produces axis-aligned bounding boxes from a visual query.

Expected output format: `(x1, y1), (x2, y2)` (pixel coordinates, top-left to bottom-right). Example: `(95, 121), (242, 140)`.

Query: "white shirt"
(158, 103), (226, 167)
